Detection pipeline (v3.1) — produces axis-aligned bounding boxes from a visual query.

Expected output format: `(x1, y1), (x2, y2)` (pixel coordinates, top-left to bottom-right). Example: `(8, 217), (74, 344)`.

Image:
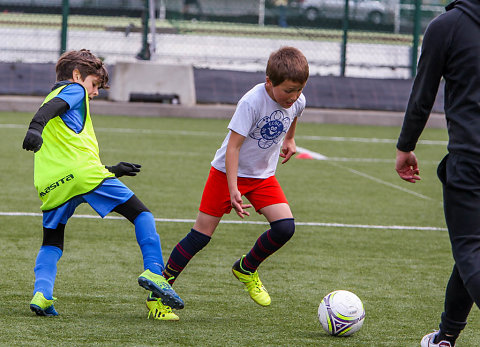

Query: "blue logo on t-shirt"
(249, 110), (290, 149)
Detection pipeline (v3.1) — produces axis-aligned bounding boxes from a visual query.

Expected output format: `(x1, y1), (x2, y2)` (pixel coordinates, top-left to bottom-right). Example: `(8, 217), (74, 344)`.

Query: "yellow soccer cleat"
(232, 256), (271, 307)
(30, 292), (59, 316)
(138, 269), (184, 309)
(146, 293), (179, 321)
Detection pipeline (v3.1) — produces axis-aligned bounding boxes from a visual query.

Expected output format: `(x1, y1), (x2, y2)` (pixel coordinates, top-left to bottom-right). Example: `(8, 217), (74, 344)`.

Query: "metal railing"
(0, 0), (446, 79)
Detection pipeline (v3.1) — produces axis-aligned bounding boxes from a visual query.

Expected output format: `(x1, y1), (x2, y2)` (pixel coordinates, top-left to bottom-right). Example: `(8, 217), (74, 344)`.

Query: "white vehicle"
(300, 0), (393, 25)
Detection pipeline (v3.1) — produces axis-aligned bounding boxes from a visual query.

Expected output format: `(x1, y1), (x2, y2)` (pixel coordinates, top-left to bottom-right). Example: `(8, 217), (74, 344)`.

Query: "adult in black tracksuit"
(395, 0), (480, 346)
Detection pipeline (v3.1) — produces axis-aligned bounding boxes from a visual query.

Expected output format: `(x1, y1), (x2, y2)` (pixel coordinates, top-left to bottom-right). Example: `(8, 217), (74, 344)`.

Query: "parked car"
(299, 0), (393, 25)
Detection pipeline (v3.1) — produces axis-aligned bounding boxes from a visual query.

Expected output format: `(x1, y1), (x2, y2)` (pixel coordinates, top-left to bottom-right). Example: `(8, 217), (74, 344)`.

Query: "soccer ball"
(317, 290), (365, 336)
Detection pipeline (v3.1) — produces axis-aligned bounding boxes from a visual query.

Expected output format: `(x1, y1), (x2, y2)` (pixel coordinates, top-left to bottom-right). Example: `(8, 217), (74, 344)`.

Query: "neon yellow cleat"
(232, 256), (271, 307)
(30, 292), (59, 316)
(146, 293), (179, 321)
(138, 269), (184, 309)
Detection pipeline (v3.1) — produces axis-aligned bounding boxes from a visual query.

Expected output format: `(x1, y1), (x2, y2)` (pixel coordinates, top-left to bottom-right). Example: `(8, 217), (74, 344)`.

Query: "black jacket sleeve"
(28, 97), (70, 133)
(396, 17), (450, 152)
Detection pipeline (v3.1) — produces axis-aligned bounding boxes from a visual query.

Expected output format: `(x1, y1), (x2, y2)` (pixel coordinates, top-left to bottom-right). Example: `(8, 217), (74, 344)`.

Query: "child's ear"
(265, 76), (272, 87)
(72, 69), (82, 82)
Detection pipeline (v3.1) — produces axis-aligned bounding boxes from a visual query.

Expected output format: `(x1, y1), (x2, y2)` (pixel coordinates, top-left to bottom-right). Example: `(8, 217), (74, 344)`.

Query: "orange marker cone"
(296, 152), (313, 159)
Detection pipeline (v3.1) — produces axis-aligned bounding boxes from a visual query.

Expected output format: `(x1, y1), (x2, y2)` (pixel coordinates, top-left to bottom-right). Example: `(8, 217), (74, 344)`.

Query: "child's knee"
(270, 218), (295, 244)
(42, 224), (65, 251)
(113, 195), (151, 224)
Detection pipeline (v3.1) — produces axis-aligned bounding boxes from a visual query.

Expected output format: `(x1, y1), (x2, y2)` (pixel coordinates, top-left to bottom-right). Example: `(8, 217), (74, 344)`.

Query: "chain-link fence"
(0, 0), (446, 79)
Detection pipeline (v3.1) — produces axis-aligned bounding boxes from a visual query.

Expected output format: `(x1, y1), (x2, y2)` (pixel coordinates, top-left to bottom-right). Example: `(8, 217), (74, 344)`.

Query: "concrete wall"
(109, 61), (196, 106)
(0, 61), (444, 113)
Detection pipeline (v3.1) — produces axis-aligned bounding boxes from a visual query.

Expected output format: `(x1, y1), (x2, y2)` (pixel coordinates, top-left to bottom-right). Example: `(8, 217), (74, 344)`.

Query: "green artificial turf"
(1, 111), (478, 346)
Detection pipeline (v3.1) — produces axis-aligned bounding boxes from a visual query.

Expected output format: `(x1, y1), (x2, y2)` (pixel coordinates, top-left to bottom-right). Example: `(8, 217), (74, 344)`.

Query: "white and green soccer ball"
(318, 290), (365, 337)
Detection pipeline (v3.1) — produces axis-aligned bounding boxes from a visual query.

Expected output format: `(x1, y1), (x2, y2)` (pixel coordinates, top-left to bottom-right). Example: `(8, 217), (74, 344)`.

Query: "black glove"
(22, 129), (43, 152)
(106, 162), (141, 178)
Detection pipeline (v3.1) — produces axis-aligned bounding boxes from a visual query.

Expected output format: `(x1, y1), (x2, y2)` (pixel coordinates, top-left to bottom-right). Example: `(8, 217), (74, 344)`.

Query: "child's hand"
(22, 129), (43, 152)
(395, 150), (421, 183)
(280, 140), (296, 164)
(106, 162), (141, 178)
(230, 190), (252, 219)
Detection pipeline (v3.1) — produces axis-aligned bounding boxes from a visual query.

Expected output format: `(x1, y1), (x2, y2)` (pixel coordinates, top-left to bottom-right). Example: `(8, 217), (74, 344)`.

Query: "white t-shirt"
(211, 83), (306, 179)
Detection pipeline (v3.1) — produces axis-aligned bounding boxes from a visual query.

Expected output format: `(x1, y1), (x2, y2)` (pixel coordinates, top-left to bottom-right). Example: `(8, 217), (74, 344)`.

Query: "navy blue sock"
(163, 229), (211, 284)
(33, 245), (63, 299)
(134, 212), (164, 275)
(242, 218), (295, 273)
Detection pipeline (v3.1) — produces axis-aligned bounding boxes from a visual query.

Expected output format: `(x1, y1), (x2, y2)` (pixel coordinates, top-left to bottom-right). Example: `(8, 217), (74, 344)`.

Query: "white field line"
(0, 124), (25, 129)
(296, 146), (435, 201)
(1, 123), (448, 146)
(295, 146), (328, 160)
(0, 212), (446, 231)
(298, 134), (448, 146)
(6, 123), (441, 164)
(336, 163), (434, 200)
(328, 157), (394, 163)
(97, 127), (224, 137)
(4, 123), (436, 199)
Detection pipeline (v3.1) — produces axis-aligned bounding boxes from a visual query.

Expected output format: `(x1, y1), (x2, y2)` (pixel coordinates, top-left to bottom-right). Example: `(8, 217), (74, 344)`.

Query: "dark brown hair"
(55, 49), (109, 89)
(266, 46), (309, 86)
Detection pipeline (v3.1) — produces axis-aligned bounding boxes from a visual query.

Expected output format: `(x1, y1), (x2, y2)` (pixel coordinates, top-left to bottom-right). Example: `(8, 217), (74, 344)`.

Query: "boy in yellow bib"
(22, 49), (183, 320)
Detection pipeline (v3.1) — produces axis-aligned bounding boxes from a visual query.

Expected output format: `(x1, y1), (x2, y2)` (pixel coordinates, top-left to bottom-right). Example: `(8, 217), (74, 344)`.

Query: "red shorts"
(199, 167), (288, 217)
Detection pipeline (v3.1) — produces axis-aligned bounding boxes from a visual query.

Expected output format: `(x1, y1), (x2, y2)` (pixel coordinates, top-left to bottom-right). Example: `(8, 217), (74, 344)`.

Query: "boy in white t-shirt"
(162, 46), (309, 314)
